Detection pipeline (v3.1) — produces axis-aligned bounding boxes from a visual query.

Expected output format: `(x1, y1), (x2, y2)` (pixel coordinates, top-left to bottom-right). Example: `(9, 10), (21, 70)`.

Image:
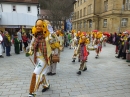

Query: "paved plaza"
(0, 44), (130, 97)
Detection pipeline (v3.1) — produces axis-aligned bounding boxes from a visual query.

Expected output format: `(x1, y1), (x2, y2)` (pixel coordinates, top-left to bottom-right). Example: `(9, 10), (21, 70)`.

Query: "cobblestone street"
(0, 44), (130, 97)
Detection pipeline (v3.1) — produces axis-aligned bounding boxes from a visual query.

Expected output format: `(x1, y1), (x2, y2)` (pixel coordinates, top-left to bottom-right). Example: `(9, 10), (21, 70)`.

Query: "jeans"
(6, 46), (11, 56)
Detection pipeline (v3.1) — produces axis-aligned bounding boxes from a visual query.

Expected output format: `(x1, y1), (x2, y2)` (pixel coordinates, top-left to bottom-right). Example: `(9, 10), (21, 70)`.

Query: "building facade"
(72, 0), (130, 33)
(0, 0), (39, 31)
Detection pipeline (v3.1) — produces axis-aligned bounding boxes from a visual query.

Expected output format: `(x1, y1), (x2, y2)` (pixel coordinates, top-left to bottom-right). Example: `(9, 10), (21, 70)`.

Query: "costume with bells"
(47, 32), (61, 75)
(93, 32), (103, 58)
(56, 30), (64, 51)
(72, 31), (82, 62)
(27, 19), (53, 97)
(72, 32), (90, 75)
(70, 30), (78, 49)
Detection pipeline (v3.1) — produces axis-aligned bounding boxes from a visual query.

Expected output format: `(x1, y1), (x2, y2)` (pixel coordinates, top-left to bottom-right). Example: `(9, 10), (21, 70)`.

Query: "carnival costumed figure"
(92, 32), (97, 46)
(72, 32), (90, 75)
(47, 32), (60, 75)
(27, 19), (52, 97)
(102, 35), (107, 47)
(93, 32), (103, 58)
(70, 30), (78, 49)
(56, 30), (64, 51)
(72, 31), (82, 62)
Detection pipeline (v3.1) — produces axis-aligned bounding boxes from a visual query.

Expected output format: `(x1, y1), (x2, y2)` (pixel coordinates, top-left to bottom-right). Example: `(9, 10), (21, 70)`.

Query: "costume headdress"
(32, 19), (53, 37)
(79, 32), (90, 44)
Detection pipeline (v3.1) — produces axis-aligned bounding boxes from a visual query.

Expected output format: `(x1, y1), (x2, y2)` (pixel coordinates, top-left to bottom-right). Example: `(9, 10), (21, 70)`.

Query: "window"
(84, 7), (86, 16)
(75, 12), (76, 19)
(104, 0), (108, 12)
(27, 6), (31, 12)
(80, 0), (82, 5)
(45, 16), (48, 19)
(80, 22), (82, 28)
(73, 12), (76, 20)
(78, 1), (79, 6)
(80, 9), (82, 18)
(78, 11), (79, 18)
(42, 16), (45, 19)
(103, 19), (107, 27)
(74, 23), (76, 29)
(88, 4), (92, 14)
(83, 21), (86, 28)
(89, 20), (92, 28)
(121, 18), (128, 27)
(125, 0), (130, 10)
(84, 0), (86, 2)
(12, 5), (16, 11)
(77, 23), (79, 29)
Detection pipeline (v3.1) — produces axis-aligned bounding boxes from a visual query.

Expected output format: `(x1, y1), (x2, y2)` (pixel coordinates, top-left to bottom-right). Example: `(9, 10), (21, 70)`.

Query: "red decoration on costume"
(83, 46), (88, 61)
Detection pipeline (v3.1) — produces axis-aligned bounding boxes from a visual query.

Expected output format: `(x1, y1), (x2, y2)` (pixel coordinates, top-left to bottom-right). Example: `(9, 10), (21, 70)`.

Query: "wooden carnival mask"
(32, 19), (51, 38)
(35, 20), (43, 32)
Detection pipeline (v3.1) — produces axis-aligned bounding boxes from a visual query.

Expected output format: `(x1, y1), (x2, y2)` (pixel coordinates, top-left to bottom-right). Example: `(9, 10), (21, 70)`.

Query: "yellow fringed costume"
(27, 19), (54, 97)
(72, 32), (90, 75)
(93, 31), (103, 58)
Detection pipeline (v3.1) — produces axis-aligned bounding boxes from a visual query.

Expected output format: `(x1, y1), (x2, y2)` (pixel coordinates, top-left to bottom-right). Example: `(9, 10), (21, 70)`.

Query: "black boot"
(72, 59), (75, 62)
(83, 67), (87, 71)
(77, 71), (81, 75)
(42, 85), (50, 92)
(47, 72), (52, 75)
(95, 55), (98, 59)
(78, 59), (80, 62)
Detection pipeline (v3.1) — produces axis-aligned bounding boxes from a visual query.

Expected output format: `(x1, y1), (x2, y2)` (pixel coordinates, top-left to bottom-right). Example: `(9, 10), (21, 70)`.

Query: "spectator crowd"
(107, 31), (130, 66)
(0, 29), (32, 58)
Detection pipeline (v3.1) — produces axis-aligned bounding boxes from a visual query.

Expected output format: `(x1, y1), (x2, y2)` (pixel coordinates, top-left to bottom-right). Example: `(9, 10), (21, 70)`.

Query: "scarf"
(33, 32), (48, 64)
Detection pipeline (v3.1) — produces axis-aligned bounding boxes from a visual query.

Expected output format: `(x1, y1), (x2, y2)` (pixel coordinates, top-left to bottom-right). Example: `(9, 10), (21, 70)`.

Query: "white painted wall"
(0, 12), (37, 26)
(1, 3), (38, 16)
(0, 3), (38, 27)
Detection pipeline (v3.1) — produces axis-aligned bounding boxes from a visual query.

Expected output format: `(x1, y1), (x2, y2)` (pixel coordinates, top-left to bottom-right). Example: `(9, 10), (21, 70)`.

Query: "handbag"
(52, 55), (60, 63)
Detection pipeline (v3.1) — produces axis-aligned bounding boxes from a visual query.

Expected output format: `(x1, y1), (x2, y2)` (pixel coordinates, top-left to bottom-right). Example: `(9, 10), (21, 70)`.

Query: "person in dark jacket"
(109, 33), (113, 44)
(115, 34), (125, 58)
(3, 31), (12, 56)
(115, 33), (121, 54)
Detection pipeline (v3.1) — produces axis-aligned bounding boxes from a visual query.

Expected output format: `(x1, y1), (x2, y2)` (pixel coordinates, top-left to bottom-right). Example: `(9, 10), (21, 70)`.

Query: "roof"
(73, 0), (77, 4)
(0, 0), (38, 4)
(40, 9), (51, 15)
